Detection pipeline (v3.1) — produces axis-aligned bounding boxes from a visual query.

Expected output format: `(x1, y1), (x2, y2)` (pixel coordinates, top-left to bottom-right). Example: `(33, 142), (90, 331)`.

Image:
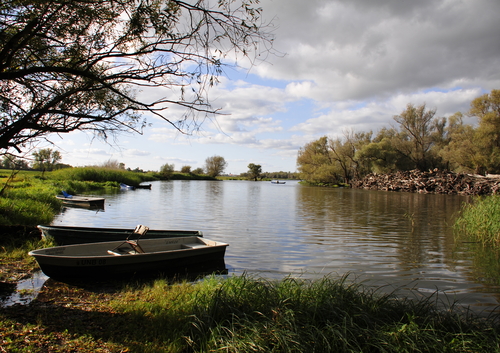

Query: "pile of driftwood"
(350, 169), (500, 195)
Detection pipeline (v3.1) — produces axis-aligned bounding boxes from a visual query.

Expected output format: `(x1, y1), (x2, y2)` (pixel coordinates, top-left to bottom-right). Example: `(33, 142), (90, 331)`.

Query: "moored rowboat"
(29, 236), (228, 279)
(56, 191), (105, 207)
(38, 224), (203, 245)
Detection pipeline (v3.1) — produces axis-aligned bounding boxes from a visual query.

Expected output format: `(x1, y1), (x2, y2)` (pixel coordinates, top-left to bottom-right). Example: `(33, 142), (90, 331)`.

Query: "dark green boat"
(38, 224), (203, 245)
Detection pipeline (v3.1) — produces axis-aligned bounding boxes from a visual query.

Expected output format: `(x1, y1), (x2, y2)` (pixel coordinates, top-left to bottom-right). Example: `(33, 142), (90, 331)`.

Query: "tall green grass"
(454, 195), (500, 246)
(50, 167), (157, 186)
(108, 274), (499, 352)
(0, 177), (61, 226)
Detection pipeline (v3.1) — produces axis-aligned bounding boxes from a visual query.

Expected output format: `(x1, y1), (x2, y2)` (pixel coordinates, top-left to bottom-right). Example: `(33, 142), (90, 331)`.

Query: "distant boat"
(38, 224), (203, 245)
(29, 234), (228, 280)
(56, 191), (105, 208)
(120, 183), (135, 190)
(136, 184), (152, 189)
(271, 181), (286, 184)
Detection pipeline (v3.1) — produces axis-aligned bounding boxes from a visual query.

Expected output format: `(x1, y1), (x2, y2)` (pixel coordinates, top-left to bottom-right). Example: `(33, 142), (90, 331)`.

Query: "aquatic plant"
(454, 195), (500, 246)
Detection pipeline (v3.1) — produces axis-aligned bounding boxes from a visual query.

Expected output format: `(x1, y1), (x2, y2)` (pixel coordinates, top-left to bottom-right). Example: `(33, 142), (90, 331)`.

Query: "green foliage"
(297, 90), (500, 185)
(454, 195), (500, 246)
(31, 148), (62, 172)
(204, 155), (227, 177)
(247, 163), (262, 180)
(50, 166), (152, 186)
(297, 136), (342, 184)
(468, 89), (500, 174)
(159, 163), (175, 179)
(105, 274), (500, 352)
(192, 167), (204, 175)
(0, 179), (61, 226)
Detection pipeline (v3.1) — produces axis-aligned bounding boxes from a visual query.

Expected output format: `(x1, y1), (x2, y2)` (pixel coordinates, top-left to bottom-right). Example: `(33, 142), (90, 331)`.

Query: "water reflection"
(0, 271), (48, 307)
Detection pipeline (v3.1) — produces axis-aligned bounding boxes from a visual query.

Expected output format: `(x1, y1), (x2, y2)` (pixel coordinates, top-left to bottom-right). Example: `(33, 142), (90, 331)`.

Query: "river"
(13, 180), (500, 313)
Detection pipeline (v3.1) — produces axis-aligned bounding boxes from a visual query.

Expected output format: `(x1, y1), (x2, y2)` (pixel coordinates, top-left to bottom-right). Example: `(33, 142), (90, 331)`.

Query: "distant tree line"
(297, 89), (500, 185)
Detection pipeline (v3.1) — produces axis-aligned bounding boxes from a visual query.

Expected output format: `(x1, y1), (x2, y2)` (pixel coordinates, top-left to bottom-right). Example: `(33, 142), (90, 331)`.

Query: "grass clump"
(0, 176), (61, 226)
(454, 195), (500, 246)
(1, 274), (499, 352)
(105, 274), (499, 352)
(50, 167), (157, 186)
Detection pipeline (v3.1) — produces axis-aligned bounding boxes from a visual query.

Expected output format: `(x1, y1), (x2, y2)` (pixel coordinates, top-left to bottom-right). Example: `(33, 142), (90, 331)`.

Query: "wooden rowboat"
(56, 191), (105, 207)
(38, 224), (203, 245)
(29, 236), (228, 280)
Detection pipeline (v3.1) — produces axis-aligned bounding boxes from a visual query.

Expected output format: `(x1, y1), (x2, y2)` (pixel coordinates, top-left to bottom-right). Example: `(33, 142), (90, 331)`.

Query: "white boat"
(56, 191), (105, 207)
(120, 183), (135, 190)
(29, 234), (228, 280)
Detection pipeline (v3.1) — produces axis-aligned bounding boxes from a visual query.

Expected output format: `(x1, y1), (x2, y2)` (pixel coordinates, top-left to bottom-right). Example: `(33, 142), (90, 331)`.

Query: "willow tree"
(392, 103), (442, 171)
(296, 136), (341, 184)
(205, 155), (227, 177)
(247, 163), (262, 181)
(468, 89), (500, 173)
(0, 0), (273, 154)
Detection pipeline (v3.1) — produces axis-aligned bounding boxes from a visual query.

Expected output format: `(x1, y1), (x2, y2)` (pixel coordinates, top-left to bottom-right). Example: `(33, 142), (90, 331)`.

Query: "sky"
(44, 0), (500, 174)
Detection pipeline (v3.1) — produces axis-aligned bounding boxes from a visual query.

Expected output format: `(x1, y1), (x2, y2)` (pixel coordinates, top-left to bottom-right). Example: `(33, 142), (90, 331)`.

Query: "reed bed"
(454, 195), (500, 246)
(50, 167), (157, 186)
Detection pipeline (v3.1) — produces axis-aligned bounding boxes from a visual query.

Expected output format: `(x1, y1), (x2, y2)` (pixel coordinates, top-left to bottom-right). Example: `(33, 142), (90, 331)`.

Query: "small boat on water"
(120, 183), (135, 190)
(56, 191), (105, 207)
(271, 180), (286, 184)
(136, 184), (152, 189)
(38, 224), (203, 245)
(29, 233), (228, 280)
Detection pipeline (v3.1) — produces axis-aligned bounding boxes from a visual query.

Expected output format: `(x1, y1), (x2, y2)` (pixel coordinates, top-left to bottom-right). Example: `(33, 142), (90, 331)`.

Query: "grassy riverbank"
(1, 273), (499, 352)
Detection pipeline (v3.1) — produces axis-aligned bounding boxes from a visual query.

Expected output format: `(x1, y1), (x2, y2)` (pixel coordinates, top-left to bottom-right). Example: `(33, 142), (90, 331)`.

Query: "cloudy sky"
(49, 0), (500, 174)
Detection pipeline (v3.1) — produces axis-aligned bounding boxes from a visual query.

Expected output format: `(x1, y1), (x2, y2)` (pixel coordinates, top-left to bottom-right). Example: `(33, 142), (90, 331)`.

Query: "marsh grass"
(104, 274), (499, 352)
(0, 176), (61, 225)
(454, 195), (500, 246)
(50, 167), (157, 186)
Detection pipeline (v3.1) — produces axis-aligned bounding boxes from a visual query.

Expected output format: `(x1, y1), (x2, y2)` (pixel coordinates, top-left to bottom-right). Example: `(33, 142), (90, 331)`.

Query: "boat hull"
(29, 236), (227, 280)
(38, 225), (203, 245)
(56, 195), (105, 207)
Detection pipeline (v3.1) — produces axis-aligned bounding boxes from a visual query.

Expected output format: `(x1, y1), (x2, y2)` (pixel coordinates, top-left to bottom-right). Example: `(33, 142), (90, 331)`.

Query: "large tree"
(468, 89), (500, 173)
(296, 136), (340, 184)
(247, 163), (262, 181)
(392, 103), (441, 171)
(204, 155), (227, 177)
(0, 0), (272, 154)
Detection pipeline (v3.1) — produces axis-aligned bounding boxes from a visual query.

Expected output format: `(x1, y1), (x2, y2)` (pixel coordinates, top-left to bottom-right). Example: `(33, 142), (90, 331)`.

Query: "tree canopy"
(32, 147), (61, 172)
(247, 163), (262, 180)
(0, 0), (273, 154)
(205, 155), (227, 177)
(297, 90), (500, 184)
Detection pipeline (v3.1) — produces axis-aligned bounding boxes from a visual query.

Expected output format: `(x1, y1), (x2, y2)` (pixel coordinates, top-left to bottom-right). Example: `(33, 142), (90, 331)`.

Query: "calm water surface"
(48, 180), (500, 314)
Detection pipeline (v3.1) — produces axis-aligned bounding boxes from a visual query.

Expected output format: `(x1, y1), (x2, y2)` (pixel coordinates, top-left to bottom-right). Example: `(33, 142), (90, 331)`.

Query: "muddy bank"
(350, 169), (500, 195)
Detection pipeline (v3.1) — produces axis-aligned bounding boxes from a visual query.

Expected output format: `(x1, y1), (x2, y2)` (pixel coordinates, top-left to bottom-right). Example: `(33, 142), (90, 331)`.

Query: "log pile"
(350, 169), (500, 195)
